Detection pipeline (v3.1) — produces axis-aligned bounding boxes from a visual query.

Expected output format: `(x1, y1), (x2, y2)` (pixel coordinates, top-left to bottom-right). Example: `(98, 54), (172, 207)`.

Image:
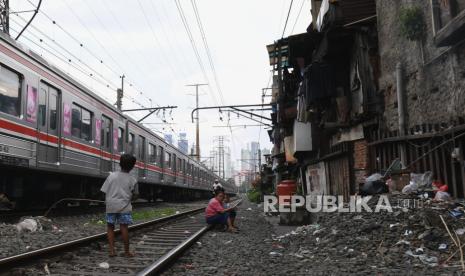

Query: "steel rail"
(137, 198), (243, 275)
(137, 225), (212, 276)
(0, 206), (204, 268)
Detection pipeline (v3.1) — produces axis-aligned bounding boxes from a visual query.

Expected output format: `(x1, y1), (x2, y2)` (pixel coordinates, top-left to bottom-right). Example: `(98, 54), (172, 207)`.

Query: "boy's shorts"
(106, 213), (133, 225)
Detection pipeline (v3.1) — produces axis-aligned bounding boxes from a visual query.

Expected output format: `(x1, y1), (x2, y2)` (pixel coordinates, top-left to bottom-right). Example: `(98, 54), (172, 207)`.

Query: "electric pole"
(186, 83), (208, 161)
(0, 0), (9, 35)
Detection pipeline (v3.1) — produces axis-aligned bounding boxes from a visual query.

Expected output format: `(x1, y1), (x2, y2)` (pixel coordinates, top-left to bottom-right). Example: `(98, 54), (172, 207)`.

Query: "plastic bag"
(410, 171), (433, 190)
(361, 180), (388, 196)
(16, 218), (40, 232)
(366, 173), (383, 182)
(434, 191), (451, 201)
(402, 181), (418, 194)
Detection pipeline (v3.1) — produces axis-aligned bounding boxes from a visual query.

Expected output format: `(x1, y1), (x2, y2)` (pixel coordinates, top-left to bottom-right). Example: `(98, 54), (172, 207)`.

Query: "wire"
(9, 24), (116, 103)
(282, 0), (295, 38)
(291, 0), (306, 34)
(25, 0), (122, 80)
(135, 0), (183, 80)
(15, 0), (42, 40)
(190, 0), (225, 105)
(147, 0), (194, 78)
(174, 0), (218, 105)
(10, 14), (119, 91)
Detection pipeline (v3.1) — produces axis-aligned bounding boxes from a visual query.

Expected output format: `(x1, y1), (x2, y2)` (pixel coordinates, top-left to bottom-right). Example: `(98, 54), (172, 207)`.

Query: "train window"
(38, 88), (46, 127)
(173, 154), (177, 171)
(81, 109), (91, 141)
(177, 158), (182, 172)
(71, 104), (92, 141)
(128, 133), (135, 155)
(101, 116), (112, 149)
(149, 143), (156, 163)
(138, 136), (145, 160)
(0, 65), (21, 117)
(71, 105), (81, 137)
(158, 146), (163, 164)
(118, 127), (124, 152)
(165, 152), (171, 168)
(49, 93), (57, 130)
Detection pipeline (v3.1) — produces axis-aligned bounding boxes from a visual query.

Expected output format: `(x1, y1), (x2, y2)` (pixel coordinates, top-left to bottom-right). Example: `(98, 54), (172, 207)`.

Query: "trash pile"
(360, 169), (452, 202)
(272, 194), (465, 273)
(15, 216), (56, 233)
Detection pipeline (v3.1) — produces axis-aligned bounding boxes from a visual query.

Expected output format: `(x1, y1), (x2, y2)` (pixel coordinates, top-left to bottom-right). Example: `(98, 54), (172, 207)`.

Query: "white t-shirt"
(101, 171), (138, 213)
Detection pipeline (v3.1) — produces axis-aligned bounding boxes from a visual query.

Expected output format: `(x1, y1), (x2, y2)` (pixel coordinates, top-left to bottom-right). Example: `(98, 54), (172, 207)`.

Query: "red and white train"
(0, 32), (234, 208)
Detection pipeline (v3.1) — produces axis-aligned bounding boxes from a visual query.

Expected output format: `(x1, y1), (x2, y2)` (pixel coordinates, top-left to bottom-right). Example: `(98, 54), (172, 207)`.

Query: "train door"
(138, 135), (146, 178)
(173, 153), (177, 184)
(159, 146), (164, 182)
(182, 159), (186, 186)
(100, 115), (112, 174)
(37, 82), (60, 166)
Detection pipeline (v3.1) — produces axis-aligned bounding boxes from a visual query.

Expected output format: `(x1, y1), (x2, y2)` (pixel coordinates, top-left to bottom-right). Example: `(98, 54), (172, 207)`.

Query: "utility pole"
(0, 0), (9, 35)
(186, 83), (208, 161)
(116, 75), (125, 111)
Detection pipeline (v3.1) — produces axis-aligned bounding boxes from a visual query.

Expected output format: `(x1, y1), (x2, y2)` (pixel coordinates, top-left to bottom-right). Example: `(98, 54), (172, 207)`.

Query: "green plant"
(247, 188), (262, 203)
(399, 6), (426, 41)
(132, 207), (176, 221)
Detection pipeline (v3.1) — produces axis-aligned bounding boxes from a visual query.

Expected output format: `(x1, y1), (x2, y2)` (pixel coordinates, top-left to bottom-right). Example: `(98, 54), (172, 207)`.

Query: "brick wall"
(376, 0), (465, 131)
(353, 139), (368, 184)
(353, 139), (368, 169)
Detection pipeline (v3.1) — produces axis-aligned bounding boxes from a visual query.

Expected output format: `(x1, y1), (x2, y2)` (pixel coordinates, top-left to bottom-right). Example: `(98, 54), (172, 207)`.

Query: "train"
(0, 32), (235, 208)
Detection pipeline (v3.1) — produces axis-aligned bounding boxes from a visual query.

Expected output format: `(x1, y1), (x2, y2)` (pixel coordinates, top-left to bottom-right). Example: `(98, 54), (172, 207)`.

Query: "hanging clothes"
(304, 62), (336, 108)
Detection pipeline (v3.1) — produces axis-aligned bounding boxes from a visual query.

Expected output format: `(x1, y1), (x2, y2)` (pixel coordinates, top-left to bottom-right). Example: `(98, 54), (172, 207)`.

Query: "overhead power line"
(23, 0), (164, 112)
(135, 0), (183, 80)
(10, 14), (119, 90)
(174, 0), (218, 105)
(12, 4), (169, 126)
(291, 0), (306, 34)
(190, 0), (225, 105)
(281, 0), (294, 38)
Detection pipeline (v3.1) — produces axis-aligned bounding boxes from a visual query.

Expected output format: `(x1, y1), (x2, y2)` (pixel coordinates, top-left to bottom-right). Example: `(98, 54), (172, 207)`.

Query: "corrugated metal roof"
(339, 0), (377, 25)
(317, 0), (377, 31)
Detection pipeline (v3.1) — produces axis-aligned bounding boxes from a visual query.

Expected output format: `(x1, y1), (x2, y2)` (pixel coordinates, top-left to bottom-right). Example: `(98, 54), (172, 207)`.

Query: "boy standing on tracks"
(101, 154), (138, 257)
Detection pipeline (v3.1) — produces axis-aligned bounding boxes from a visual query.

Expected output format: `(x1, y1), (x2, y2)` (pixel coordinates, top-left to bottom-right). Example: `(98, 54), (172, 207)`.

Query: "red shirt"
(205, 198), (224, 218)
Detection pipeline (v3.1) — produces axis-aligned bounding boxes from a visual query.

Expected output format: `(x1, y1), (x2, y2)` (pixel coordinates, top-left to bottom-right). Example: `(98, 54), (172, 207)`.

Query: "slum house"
(370, 0), (465, 198)
(267, 0), (380, 201)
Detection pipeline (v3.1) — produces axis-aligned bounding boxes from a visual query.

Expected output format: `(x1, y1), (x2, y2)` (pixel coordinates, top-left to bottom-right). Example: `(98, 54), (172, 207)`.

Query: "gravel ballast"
(0, 201), (205, 259)
(163, 196), (465, 275)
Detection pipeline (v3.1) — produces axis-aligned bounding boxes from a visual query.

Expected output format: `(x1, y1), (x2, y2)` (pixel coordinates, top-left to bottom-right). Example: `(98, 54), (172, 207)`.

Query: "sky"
(9, 0), (312, 174)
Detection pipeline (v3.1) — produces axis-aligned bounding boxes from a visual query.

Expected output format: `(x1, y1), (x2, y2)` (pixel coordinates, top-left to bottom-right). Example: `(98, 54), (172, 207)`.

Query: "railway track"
(0, 200), (240, 276)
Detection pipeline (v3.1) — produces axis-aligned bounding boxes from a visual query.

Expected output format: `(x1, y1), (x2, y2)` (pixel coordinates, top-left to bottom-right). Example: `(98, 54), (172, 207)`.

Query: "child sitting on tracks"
(205, 190), (237, 232)
(101, 154), (138, 257)
(223, 194), (237, 229)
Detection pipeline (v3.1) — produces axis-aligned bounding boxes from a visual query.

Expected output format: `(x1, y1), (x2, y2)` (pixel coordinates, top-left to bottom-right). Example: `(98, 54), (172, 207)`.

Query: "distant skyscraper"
(178, 133), (188, 154)
(241, 148), (251, 171)
(250, 142), (260, 171)
(164, 134), (173, 145)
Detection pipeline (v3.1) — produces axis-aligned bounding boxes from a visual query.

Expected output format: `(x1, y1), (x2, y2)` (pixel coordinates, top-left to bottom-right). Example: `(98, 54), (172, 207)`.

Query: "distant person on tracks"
(101, 154), (138, 257)
(205, 190), (237, 232)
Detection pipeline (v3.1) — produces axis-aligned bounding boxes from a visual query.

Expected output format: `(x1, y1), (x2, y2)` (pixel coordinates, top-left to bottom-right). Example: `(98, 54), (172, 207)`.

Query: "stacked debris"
(272, 194), (465, 273)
